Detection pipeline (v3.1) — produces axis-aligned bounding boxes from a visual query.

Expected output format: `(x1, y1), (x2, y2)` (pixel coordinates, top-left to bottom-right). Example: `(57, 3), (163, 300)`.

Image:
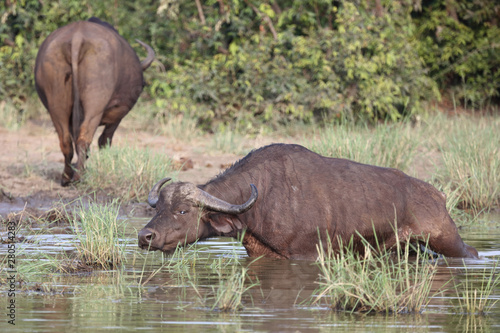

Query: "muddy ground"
(0, 118), (279, 222)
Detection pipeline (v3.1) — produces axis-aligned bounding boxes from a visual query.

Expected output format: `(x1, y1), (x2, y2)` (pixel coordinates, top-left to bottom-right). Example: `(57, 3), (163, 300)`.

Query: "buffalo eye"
(176, 205), (190, 215)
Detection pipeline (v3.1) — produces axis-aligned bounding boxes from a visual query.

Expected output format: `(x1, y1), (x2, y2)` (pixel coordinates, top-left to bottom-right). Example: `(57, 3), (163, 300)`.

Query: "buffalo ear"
(208, 214), (243, 234)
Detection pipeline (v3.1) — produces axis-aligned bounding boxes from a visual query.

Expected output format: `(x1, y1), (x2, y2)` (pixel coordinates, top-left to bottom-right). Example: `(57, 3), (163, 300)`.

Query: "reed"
(140, 243), (202, 286)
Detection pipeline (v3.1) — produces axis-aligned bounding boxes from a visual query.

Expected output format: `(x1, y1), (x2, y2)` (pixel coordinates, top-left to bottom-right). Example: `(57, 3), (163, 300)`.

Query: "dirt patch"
(0, 119), (256, 220)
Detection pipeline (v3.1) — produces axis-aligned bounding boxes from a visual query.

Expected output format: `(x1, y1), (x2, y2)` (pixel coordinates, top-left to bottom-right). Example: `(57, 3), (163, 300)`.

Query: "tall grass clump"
(193, 241), (261, 312)
(312, 233), (438, 314)
(436, 116), (500, 211)
(309, 122), (419, 171)
(452, 262), (500, 315)
(205, 263), (259, 312)
(70, 200), (127, 269)
(82, 144), (177, 202)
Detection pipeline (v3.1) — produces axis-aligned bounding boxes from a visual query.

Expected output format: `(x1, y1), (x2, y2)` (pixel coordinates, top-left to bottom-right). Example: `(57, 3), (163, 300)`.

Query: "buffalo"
(35, 17), (155, 186)
(138, 144), (478, 260)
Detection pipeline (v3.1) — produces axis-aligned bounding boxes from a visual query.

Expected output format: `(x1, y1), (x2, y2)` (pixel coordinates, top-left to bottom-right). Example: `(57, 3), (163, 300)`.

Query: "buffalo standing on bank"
(35, 17), (155, 186)
(138, 144), (478, 260)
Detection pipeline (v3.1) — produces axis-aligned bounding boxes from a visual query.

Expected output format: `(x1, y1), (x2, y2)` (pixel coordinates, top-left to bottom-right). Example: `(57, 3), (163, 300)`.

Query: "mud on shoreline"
(0, 120), (244, 227)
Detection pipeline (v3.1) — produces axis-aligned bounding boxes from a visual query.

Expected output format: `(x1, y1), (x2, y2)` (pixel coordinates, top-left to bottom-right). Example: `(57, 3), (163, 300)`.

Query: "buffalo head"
(138, 177), (258, 253)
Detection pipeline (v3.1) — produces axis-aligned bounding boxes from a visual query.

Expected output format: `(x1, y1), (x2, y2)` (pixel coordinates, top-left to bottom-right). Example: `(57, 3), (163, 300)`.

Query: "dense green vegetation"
(1, 0), (498, 130)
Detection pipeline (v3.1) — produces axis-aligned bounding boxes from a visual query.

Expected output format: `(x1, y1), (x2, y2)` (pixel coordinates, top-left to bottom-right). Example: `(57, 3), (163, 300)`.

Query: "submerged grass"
(201, 233), (262, 312)
(139, 243), (203, 286)
(312, 233), (438, 314)
(205, 263), (260, 312)
(137, 232), (261, 312)
(452, 261), (500, 315)
(82, 144), (177, 202)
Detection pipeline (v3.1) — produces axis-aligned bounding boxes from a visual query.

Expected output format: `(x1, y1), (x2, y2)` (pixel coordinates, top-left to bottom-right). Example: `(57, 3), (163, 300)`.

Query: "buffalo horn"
(194, 184), (258, 214)
(136, 39), (155, 70)
(147, 177), (171, 208)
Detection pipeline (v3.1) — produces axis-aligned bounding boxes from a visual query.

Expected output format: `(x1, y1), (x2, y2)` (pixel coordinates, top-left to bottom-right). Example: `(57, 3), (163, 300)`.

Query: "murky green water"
(2, 217), (500, 332)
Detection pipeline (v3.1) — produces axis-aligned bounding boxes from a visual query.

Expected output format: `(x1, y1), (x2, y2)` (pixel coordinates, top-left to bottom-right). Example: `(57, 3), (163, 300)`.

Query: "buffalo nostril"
(145, 232), (155, 242)
(138, 228), (158, 247)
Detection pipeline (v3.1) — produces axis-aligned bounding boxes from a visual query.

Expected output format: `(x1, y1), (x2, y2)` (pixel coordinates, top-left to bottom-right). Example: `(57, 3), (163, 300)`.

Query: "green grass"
(205, 263), (259, 312)
(210, 123), (250, 155)
(190, 252), (260, 312)
(139, 251), (260, 312)
(70, 199), (127, 270)
(139, 243), (203, 286)
(137, 232), (261, 312)
(312, 233), (438, 314)
(435, 116), (500, 211)
(82, 144), (177, 202)
(308, 121), (419, 172)
(452, 261), (500, 315)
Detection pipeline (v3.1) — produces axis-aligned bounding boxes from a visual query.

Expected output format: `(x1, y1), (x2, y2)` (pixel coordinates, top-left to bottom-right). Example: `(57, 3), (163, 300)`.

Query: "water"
(2, 218), (500, 332)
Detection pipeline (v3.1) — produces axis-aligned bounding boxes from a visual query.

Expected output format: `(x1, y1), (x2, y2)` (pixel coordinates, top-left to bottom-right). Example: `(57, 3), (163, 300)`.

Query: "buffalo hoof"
(61, 173), (72, 187)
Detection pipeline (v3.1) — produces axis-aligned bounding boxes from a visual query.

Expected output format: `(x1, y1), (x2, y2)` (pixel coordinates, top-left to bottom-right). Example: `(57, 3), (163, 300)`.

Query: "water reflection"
(3, 218), (500, 332)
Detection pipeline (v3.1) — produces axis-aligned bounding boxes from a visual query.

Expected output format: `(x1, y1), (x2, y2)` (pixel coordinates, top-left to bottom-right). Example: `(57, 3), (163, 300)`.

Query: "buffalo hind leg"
(98, 120), (122, 149)
(60, 130), (75, 186)
(46, 103), (74, 186)
(73, 114), (103, 183)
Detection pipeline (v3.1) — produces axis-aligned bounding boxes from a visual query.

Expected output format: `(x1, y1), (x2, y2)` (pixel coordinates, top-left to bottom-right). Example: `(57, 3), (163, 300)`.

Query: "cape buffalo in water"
(138, 144), (478, 260)
(35, 17), (155, 186)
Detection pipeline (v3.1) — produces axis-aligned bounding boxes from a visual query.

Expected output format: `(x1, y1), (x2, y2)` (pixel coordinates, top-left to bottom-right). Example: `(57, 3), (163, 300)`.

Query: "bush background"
(1, 0), (499, 131)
